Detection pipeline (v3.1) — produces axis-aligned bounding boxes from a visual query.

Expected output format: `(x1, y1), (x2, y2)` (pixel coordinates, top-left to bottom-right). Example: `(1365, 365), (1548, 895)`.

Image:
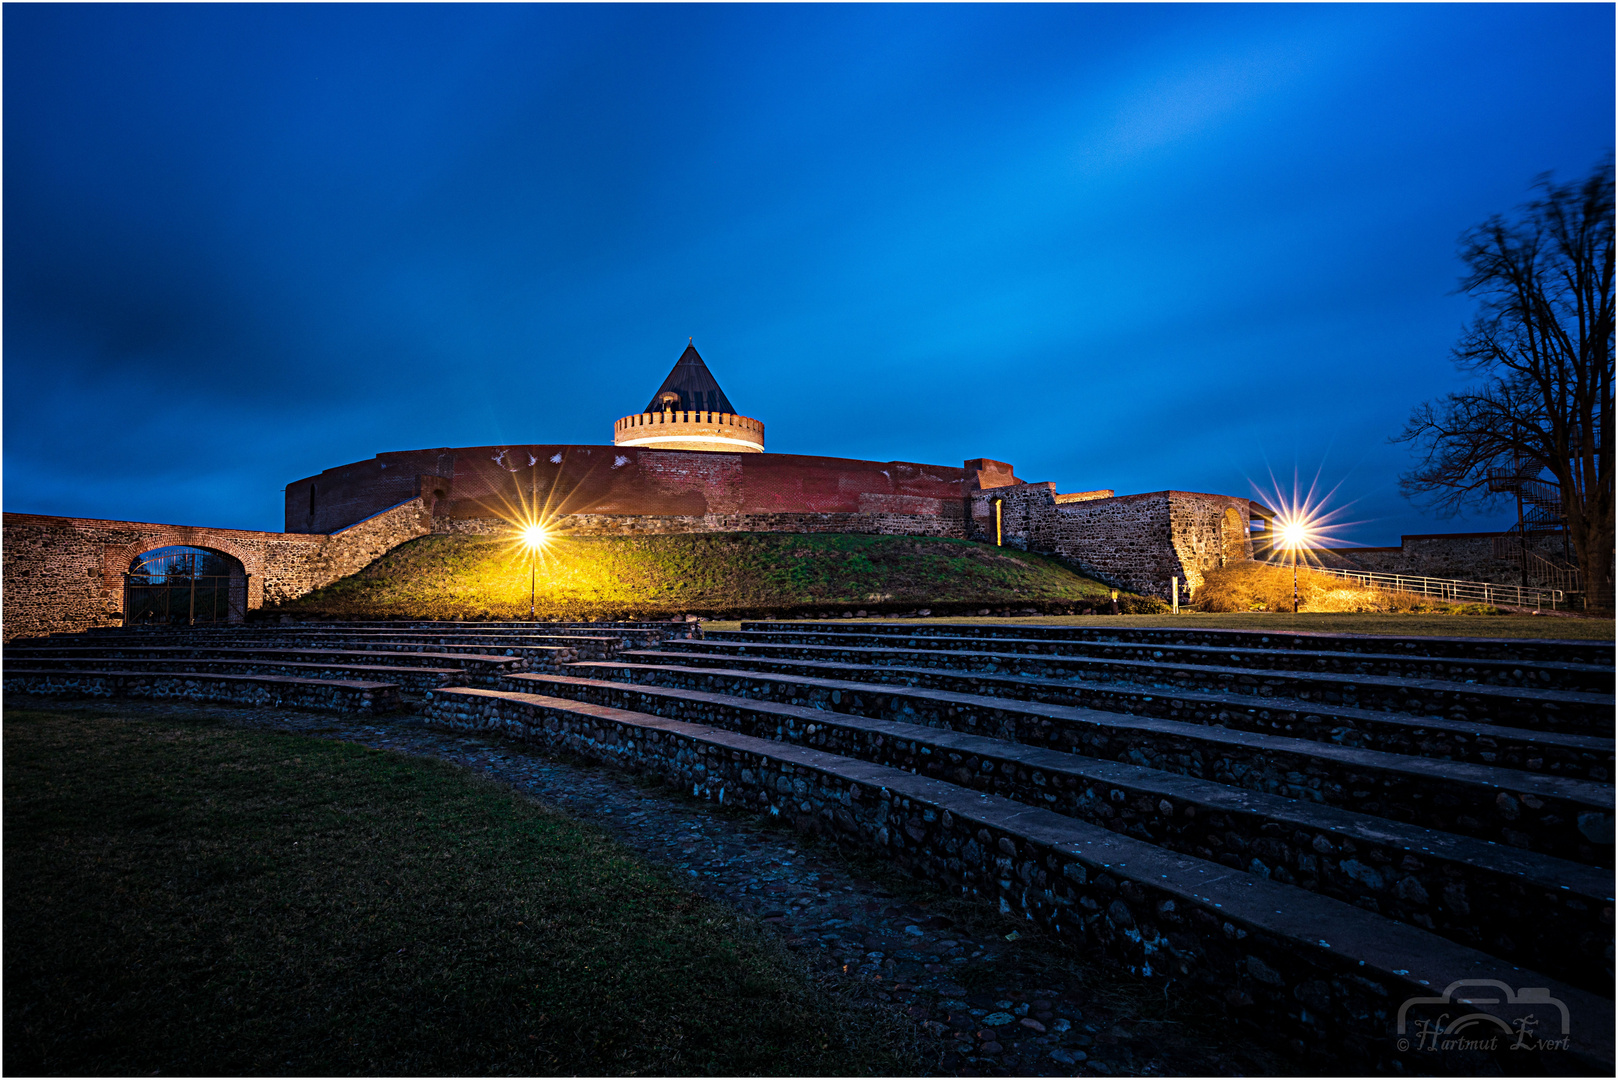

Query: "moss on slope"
(279, 532), (1118, 620)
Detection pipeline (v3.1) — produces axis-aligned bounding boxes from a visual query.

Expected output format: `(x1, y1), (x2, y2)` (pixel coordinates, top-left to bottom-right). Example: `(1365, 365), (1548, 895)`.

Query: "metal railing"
(1489, 539), (1583, 591)
(1258, 561), (1571, 610)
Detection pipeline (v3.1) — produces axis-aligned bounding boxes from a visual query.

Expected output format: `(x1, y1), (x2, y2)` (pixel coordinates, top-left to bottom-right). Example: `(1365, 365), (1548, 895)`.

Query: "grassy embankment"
(3, 710), (916, 1076)
(279, 532), (1123, 620)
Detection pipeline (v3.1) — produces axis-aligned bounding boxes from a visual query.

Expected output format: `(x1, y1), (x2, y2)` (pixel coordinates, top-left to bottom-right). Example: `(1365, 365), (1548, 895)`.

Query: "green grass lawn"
(704, 611), (1616, 640)
(280, 531), (1118, 620)
(3, 709), (916, 1076)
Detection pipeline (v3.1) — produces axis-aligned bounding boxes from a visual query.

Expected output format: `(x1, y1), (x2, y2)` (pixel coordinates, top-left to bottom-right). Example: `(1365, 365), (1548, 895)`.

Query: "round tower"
(612, 341), (764, 453)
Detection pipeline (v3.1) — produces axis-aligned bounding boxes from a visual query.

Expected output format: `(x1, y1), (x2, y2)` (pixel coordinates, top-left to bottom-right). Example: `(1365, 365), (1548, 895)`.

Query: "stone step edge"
(26, 631), (588, 642)
(6, 657), (464, 678)
(708, 629), (1615, 677)
(4, 669), (401, 692)
(10, 645), (545, 660)
(423, 685), (1616, 1070)
(674, 640), (1617, 709)
(739, 621), (1618, 660)
(59, 633), (622, 647)
(513, 670), (1613, 904)
(623, 650), (1614, 756)
(10, 647), (534, 667)
(572, 661), (1614, 811)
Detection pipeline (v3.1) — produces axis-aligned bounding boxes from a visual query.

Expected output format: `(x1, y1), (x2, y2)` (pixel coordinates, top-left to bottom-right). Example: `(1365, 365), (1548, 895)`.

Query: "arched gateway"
(125, 546), (248, 626)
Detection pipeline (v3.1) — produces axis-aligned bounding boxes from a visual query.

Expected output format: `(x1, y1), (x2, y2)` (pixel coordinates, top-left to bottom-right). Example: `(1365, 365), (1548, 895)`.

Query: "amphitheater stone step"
(5, 669), (401, 713)
(249, 619), (679, 649)
(5, 644), (536, 676)
(555, 661), (1614, 866)
(92, 629), (627, 659)
(511, 669), (1611, 991)
(3, 655), (466, 692)
(705, 628), (1614, 691)
(614, 649), (1614, 781)
(663, 639), (1614, 736)
(740, 621), (1617, 666)
(420, 684), (1614, 1072)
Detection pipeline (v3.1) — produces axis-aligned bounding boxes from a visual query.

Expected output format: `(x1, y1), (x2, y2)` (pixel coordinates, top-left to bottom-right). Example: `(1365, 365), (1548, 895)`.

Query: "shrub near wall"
(1193, 563), (1501, 615)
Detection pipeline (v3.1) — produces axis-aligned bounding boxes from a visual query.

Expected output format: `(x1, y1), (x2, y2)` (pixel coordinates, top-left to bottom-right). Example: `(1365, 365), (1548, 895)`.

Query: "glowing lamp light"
(520, 523), (550, 551)
(1251, 467), (1359, 617)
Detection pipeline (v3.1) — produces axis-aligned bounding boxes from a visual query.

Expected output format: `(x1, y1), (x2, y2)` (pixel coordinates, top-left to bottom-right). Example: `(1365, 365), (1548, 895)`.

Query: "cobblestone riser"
(4, 656), (464, 692)
(256, 619), (682, 649)
(420, 686), (1615, 1072)
(3, 670), (401, 713)
(82, 631), (625, 661)
(707, 630), (1612, 692)
(667, 640), (1614, 737)
(740, 622), (1617, 667)
(621, 650), (1613, 781)
(5, 644), (536, 677)
(563, 662), (1614, 867)
(512, 670), (1613, 992)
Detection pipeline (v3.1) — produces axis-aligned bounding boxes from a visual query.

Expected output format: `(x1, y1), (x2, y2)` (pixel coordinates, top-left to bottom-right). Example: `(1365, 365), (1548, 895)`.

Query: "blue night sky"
(5, 3), (1612, 544)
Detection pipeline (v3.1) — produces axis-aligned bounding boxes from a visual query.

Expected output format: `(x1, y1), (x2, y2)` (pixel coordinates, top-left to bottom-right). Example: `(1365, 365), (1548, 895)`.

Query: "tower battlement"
(613, 341), (764, 453)
(612, 409), (765, 453)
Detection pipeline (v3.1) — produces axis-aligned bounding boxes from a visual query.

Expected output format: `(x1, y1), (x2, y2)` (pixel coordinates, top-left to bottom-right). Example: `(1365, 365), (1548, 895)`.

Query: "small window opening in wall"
(993, 498), (1004, 547)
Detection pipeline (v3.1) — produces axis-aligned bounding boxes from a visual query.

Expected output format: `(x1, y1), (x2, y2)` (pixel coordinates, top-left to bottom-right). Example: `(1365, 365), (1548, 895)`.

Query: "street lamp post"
(520, 523), (549, 622)
(1280, 520), (1306, 614)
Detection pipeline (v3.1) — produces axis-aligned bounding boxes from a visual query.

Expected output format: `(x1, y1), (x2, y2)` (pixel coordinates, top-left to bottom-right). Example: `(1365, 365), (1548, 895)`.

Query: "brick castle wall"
(434, 509), (966, 539)
(285, 445), (983, 535)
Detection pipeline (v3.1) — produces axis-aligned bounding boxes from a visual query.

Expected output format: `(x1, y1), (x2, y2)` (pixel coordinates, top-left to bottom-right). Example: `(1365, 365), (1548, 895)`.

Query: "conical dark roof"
(643, 343), (738, 415)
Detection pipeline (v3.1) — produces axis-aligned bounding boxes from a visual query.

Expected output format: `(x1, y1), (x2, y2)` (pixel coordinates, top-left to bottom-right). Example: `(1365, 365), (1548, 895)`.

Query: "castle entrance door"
(124, 546), (248, 626)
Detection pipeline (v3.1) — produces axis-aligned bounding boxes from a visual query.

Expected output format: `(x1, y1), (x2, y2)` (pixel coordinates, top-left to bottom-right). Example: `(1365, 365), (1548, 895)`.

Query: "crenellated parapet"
(612, 409), (765, 453)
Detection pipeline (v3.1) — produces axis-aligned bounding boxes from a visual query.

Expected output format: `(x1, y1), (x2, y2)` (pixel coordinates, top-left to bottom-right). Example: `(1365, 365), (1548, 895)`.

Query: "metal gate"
(124, 547), (248, 626)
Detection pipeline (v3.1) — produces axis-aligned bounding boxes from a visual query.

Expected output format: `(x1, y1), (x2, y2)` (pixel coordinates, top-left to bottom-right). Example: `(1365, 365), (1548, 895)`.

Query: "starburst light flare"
(1248, 463), (1363, 570)
(520, 522), (550, 551)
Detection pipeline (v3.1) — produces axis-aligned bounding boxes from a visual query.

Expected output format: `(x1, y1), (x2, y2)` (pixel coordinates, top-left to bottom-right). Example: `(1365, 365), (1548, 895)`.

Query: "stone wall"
(968, 486), (1254, 598)
(2, 498), (433, 641)
(1323, 531), (1575, 584)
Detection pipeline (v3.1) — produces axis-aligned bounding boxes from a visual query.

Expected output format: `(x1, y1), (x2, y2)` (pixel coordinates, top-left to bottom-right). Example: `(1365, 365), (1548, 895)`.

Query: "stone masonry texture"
(2, 498), (433, 642)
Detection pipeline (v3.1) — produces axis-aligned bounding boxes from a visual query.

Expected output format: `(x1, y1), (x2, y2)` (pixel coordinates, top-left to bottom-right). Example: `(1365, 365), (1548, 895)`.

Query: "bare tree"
(1397, 163), (1614, 609)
